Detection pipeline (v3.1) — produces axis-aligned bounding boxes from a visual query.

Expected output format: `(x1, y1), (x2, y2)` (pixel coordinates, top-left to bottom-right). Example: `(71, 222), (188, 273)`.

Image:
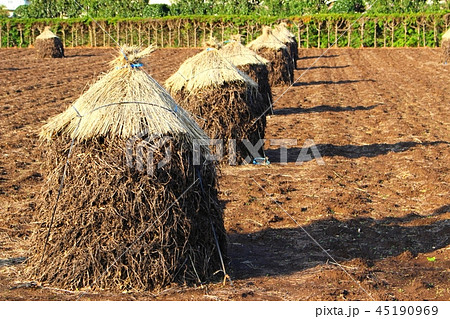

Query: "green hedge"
(0, 12), (448, 48)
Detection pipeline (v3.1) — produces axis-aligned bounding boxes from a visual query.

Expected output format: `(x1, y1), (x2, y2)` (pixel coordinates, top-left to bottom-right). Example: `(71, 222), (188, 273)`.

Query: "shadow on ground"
(298, 54), (339, 60)
(293, 79), (375, 87)
(297, 65), (350, 71)
(265, 141), (449, 163)
(273, 103), (381, 115)
(228, 206), (450, 279)
(64, 54), (98, 58)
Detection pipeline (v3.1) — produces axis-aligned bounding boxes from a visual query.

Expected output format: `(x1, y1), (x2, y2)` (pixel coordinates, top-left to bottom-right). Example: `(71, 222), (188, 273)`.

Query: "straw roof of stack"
(165, 48), (257, 94)
(443, 28), (450, 40)
(41, 45), (206, 143)
(202, 36), (222, 49)
(220, 39), (269, 67)
(247, 26), (288, 51)
(278, 22), (295, 38)
(36, 26), (59, 40)
(273, 23), (295, 44)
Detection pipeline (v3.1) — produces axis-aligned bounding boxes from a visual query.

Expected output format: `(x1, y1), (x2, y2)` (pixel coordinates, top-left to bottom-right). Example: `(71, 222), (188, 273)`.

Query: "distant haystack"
(273, 22), (299, 68)
(202, 35), (222, 49)
(165, 48), (265, 164)
(247, 26), (294, 86)
(442, 28), (450, 63)
(35, 26), (64, 58)
(221, 37), (273, 118)
(27, 46), (226, 291)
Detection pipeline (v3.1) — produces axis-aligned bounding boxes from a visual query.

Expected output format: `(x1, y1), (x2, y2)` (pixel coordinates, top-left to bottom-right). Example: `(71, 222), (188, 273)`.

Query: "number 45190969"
(376, 305), (438, 316)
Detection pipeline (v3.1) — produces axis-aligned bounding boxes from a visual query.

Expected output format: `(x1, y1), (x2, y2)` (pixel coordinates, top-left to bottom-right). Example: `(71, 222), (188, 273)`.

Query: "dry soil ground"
(0, 47), (449, 300)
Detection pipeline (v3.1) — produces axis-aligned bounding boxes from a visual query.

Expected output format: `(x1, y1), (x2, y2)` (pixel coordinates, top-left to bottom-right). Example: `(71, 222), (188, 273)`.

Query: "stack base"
(35, 38), (64, 58)
(254, 48), (294, 87)
(26, 136), (226, 291)
(173, 83), (265, 165)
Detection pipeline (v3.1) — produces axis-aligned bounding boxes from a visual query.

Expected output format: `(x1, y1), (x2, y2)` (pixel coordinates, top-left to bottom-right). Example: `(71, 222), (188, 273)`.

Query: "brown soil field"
(0, 47), (449, 301)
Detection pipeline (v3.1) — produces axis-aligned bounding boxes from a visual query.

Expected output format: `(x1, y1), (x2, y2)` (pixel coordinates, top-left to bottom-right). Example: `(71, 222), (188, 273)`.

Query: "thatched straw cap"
(247, 26), (288, 51)
(273, 23), (295, 44)
(443, 28), (450, 40)
(41, 46), (208, 142)
(165, 48), (257, 94)
(220, 40), (269, 67)
(202, 36), (222, 49)
(36, 26), (59, 40)
(277, 23), (295, 38)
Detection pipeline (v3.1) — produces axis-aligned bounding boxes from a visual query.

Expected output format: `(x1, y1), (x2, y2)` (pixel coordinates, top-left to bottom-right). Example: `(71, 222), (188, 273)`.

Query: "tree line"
(7, 0), (449, 19)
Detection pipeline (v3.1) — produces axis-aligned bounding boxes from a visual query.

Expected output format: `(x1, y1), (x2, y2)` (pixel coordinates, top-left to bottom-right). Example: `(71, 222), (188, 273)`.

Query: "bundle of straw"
(27, 46), (227, 291)
(221, 38), (273, 119)
(165, 48), (265, 164)
(35, 26), (64, 58)
(247, 26), (294, 86)
(273, 22), (299, 68)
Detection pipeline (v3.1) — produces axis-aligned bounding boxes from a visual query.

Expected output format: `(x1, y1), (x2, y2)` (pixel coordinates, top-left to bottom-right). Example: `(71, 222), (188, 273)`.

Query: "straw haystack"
(442, 28), (450, 63)
(202, 36), (222, 49)
(221, 38), (273, 117)
(165, 48), (265, 164)
(26, 46), (227, 291)
(35, 26), (64, 58)
(273, 22), (299, 68)
(247, 26), (294, 86)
